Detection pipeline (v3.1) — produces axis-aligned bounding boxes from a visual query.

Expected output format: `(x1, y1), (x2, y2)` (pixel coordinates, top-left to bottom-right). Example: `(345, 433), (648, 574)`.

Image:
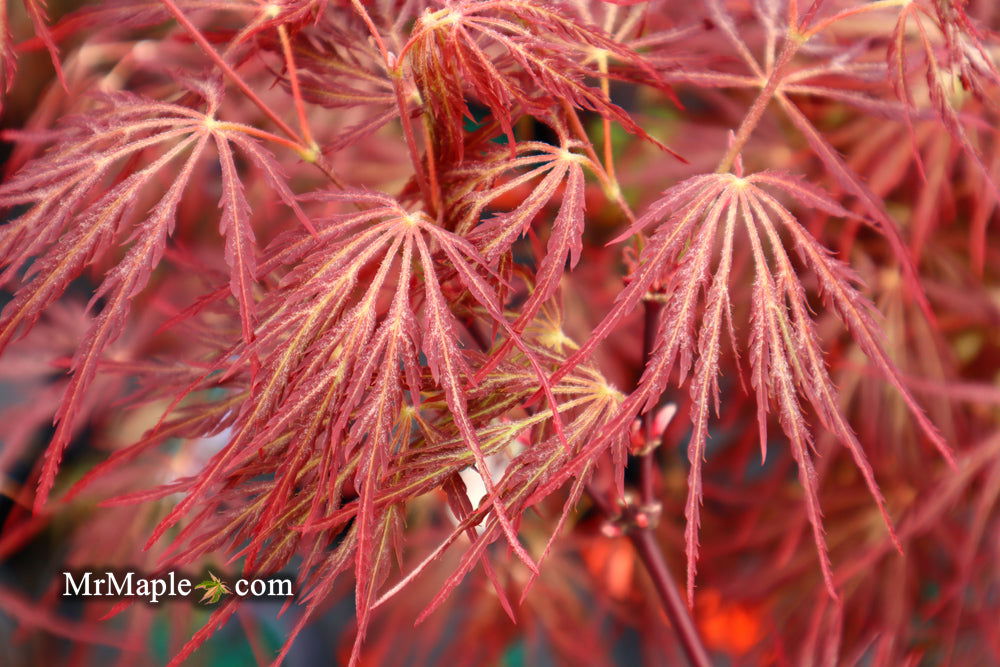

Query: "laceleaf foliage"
(0, 1), (998, 666)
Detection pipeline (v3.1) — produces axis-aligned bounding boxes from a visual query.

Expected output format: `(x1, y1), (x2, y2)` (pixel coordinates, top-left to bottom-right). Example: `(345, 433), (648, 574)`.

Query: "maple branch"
(634, 296), (710, 667)
(639, 297), (664, 508)
(583, 292), (709, 667)
(628, 529), (712, 667)
(584, 481), (711, 667)
(453, 290), (704, 665)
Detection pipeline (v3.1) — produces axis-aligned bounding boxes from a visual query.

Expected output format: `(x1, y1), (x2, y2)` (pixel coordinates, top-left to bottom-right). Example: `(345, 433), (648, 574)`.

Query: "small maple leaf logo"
(194, 572), (231, 605)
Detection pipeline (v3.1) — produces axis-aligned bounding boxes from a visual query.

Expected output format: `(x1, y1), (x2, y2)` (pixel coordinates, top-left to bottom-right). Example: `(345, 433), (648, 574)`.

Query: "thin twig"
(582, 480), (711, 667)
(629, 528), (713, 667)
(639, 298), (664, 507)
(584, 292), (711, 667)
